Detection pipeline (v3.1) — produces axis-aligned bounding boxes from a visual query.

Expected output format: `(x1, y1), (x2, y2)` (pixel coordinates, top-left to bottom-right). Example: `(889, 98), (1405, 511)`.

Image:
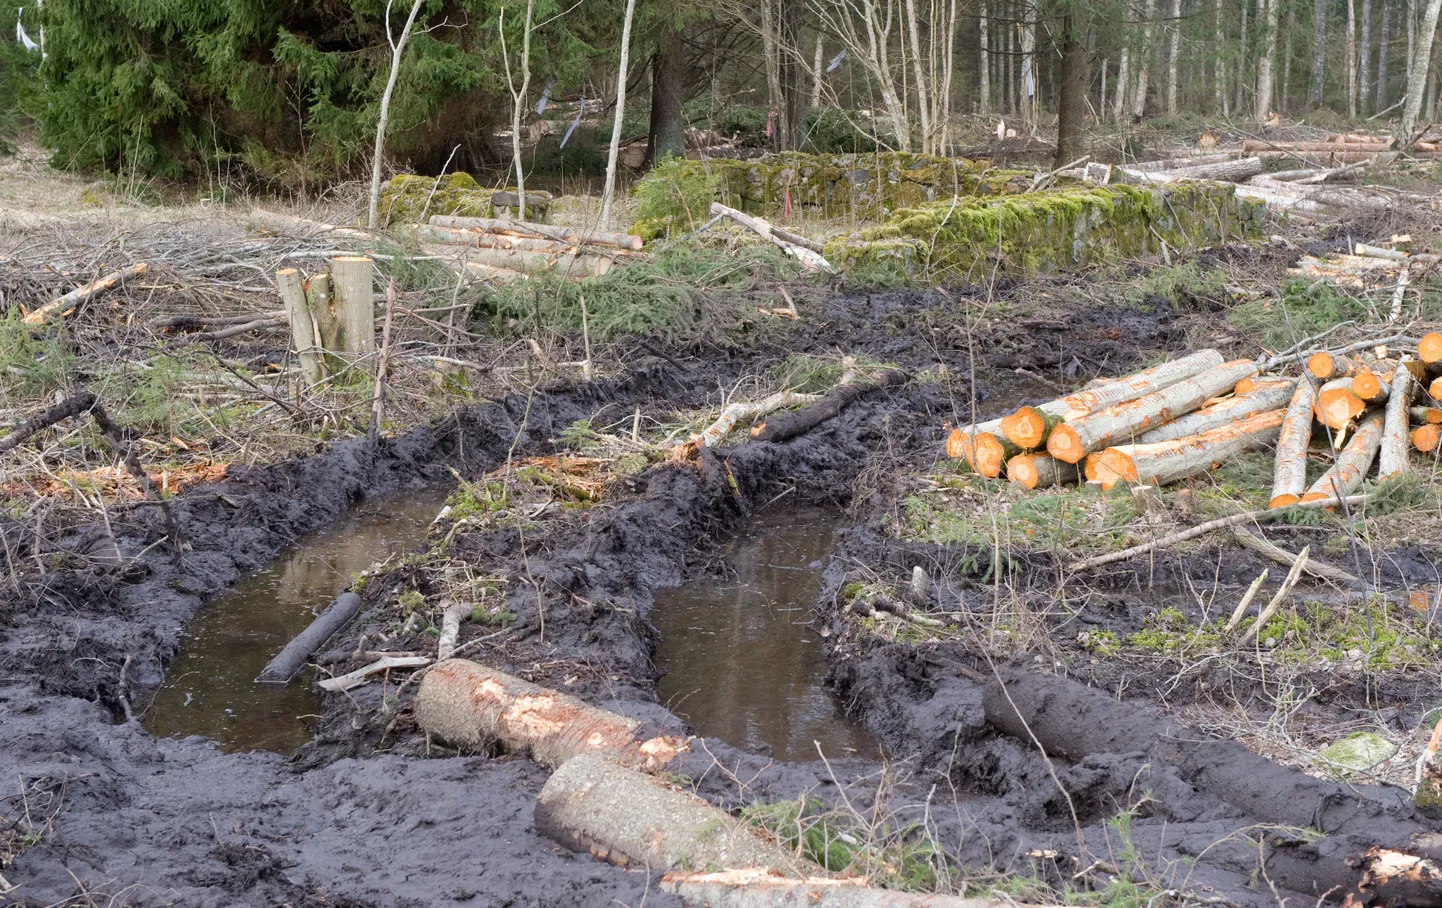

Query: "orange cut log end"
(945, 427), (968, 461)
(1300, 491), (1333, 502)
(1352, 369), (1385, 400)
(1270, 493), (1301, 509)
(1046, 425), (1085, 464)
(973, 433), (1010, 478)
(1235, 377), (1257, 395)
(1000, 406), (1052, 450)
(1420, 332), (1442, 365)
(1308, 352), (1339, 379)
(1415, 424), (1442, 453)
(1007, 454), (1040, 489)
(1316, 387), (1367, 428)
(1095, 450), (1139, 491)
(1431, 377), (1442, 402)
(1083, 452), (1102, 482)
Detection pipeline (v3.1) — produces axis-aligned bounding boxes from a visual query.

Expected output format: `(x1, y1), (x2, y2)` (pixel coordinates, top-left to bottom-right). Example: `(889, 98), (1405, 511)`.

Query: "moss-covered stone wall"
(687, 152), (1034, 220)
(376, 173), (552, 225)
(825, 182), (1267, 280)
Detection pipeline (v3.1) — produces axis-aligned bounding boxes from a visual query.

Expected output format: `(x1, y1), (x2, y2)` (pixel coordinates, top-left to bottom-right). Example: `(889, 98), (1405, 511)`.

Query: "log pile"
(423, 215), (644, 281)
(946, 333), (1442, 499)
(1291, 236), (1439, 296)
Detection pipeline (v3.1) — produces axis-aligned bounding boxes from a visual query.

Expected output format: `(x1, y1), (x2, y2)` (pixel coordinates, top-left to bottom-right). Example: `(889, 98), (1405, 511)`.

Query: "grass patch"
(1121, 262), (1230, 312)
(1227, 279), (1366, 351)
(0, 314), (73, 397)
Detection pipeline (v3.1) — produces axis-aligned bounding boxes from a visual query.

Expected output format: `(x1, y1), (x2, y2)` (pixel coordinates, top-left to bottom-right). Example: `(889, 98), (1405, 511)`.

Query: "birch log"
(1095, 409), (1285, 491)
(1415, 424), (1442, 453)
(330, 256), (376, 357)
(1045, 360), (1260, 464)
(23, 263), (153, 325)
(429, 215), (644, 250)
(1271, 380), (1319, 507)
(1307, 352), (1360, 380)
(1379, 359), (1417, 477)
(1137, 379), (1294, 443)
(709, 202), (833, 271)
(1006, 453), (1082, 490)
(1431, 377), (1442, 402)
(1302, 412), (1385, 501)
(276, 268), (324, 384)
(1351, 365), (1395, 402)
(1412, 406), (1442, 424)
(1314, 376), (1367, 428)
(660, 869), (1058, 908)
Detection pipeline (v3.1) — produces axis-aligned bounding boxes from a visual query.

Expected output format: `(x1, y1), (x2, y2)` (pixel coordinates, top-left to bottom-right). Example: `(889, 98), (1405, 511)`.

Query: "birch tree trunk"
(1217, 0), (1230, 112)
(761, 0), (784, 146)
(1349, 0), (1360, 113)
(1379, 0), (1393, 106)
(1116, 47), (1132, 120)
(904, 0), (932, 150)
(1312, 0), (1328, 104)
(367, 0), (426, 230)
(1257, 0), (1280, 118)
(979, 0), (991, 114)
(600, 0), (638, 228)
(1362, 0), (1375, 109)
(1022, 18), (1038, 125)
(1400, 0), (1442, 141)
(812, 35), (824, 107)
(1238, 0), (1250, 110)
(501, 0), (535, 220)
(1169, 0), (1183, 114)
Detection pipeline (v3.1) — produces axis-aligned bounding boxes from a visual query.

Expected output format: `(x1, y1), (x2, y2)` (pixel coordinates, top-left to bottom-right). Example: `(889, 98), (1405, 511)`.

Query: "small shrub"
(632, 156), (719, 240)
(1228, 280), (1367, 351)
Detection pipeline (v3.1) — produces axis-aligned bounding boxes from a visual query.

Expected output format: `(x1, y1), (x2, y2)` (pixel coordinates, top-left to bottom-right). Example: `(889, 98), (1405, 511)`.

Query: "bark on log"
(22, 263), (153, 325)
(1420, 332), (1442, 365)
(751, 370), (908, 443)
(695, 391), (821, 449)
(1412, 406), (1442, 425)
(1271, 380), (1319, 507)
(1314, 376), (1368, 429)
(1234, 184), (1330, 212)
(429, 214), (644, 251)
(256, 593), (363, 685)
(1352, 365), (1395, 402)
(709, 203), (833, 271)
(330, 256), (376, 357)
(1116, 157), (1263, 183)
(1095, 409), (1284, 491)
(414, 659), (688, 770)
(1302, 412), (1385, 501)
(0, 391), (97, 454)
(1308, 352), (1361, 380)
(535, 753), (800, 872)
(276, 268), (325, 384)
(417, 225), (578, 254)
(1045, 360), (1260, 464)
(945, 420), (1003, 473)
(1379, 359), (1418, 477)
(1007, 453), (1083, 490)
(1136, 379), (1294, 443)
(1130, 152), (1242, 171)
(1242, 139), (1393, 151)
(983, 668), (1442, 906)
(431, 243), (614, 278)
(660, 869), (1064, 907)
(1000, 405), (1065, 450)
(249, 209), (375, 241)
(1414, 424), (1442, 453)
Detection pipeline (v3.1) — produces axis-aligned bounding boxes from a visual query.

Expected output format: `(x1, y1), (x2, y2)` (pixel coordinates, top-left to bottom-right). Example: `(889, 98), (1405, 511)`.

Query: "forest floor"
(3, 133), (1442, 907)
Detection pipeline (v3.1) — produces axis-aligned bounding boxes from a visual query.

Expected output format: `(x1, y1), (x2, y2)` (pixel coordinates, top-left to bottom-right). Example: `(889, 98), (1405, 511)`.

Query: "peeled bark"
(1314, 376), (1369, 428)
(535, 754), (798, 872)
(1137, 379), (1295, 442)
(1379, 358), (1418, 476)
(1272, 380), (1320, 507)
(415, 660), (689, 769)
(1007, 453), (1082, 490)
(1420, 331), (1442, 365)
(1303, 412), (1386, 500)
(1046, 361), (1260, 464)
(1096, 409), (1285, 490)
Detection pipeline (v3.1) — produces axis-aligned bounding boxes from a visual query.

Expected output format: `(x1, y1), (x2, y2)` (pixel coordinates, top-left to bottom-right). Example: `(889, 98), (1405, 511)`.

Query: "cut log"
(1136, 379), (1294, 443)
(415, 659), (688, 770)
(1116, 157), (1263, 183)
(1095, 409), (1284, 491)
(1062, 350), (1225, 412)
(1420, 332), (1442, 366)
(1234, 185), (1330, 212)
(417, 225), (578, 254)
(1045, 360), (1259, 464)
(1314, 377), (1367, 429)
(1431, 376), (1442, 402)
(1379, 359), (1418, 477)
(1302, 412), (1385, 501)
(1414, 424), (1442, 453)
(22, 263), (154, 325)
(751, 370), (908, 443)
(249, 209), (374, 241)
(1351, 365), (1395, 402)
(429, 214), (644, 251)
(535, 753), (800, 873)
(276, 268), (325, 384)
(1271, 380), (1319, 508)
(1418, 717), (1442, 813)
(1007, 453), (1082, 490)
(330, 256), (376, 358)
(972, 432), (1020, 478)
(1307, 352), (1360, 380)
(1000, 405), (1065, 450)
(660, 869), (1064, 907)
(1355, 242), (1410, 260)
(255, 593), (363, 685)
(693, 390), (821, 450)
(1083, 452), (1102, 483)
(1131, 152), (1242, 171)
(433, 244), (614, 278)
(1412, 406), (1442, 425)
(709, 202), (832, 271)
(1242, 139), (1393, 152)
(983, 668), (1442, 906)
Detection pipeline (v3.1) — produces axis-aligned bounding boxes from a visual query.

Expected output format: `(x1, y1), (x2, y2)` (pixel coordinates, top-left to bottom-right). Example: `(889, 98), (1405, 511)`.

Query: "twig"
(1236, 547), (1310, 646)
(1231, 526), (1360, 585)
(1223, 571), (1270, 633)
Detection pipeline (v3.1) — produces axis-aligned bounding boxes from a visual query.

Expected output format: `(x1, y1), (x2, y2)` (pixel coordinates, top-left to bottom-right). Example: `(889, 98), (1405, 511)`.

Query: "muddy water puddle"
(653, 507), (878, 762)
(144, 487), (450, 753)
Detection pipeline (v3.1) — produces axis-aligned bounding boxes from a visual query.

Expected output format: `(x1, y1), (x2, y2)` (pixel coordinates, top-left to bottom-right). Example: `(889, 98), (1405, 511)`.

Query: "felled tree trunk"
(1272, 380), (1319, 507)
(23, 263), (154, 325)
(1379, 359), (1418, 477)
(418, 225), (578, 254)
(429, 215), (644, 251)
(661, 869), (1042, 907)
(1303, 412), (1385, 501)
(1137, 379), (1294, 443)
(1314, 376), (1368, 428)
(1414, 424), (1442, 453)
(1096, 409), (1285, 490)
(1046, 360), (1259, 464)
(946, 418), (1007, 477)
(1431, 376), (1442, 402)
(1412, 406), (1442, 425)
(1307, 352), (1361, 380)
(1420, 331), (1442, 366)
(1007, 453), (1082, 490)
(752, 370), (908, 443)
(415, 659), (688, 770)
(1352, 365), (1395, 402)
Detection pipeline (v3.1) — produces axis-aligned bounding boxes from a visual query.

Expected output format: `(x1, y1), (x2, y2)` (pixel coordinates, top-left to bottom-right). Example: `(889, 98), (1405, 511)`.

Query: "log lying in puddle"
(535, 753), (799, 872)
(983, 668), (1442, 906)
(661, 868), (1066, 907)
(414, 659), (688, 770)
(256, 592), (362, 685)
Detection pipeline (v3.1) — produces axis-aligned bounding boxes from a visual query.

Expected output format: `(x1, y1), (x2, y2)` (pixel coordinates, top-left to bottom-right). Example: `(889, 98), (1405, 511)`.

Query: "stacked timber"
(945, 331), (1442, 498)
(1291, 236), (1437, 292)
(423, 215), (644, 281)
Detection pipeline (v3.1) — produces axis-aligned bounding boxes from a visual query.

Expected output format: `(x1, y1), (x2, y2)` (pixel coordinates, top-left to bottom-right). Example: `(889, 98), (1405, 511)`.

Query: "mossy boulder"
(377, 172), (490, 227)
(1318, 732), (1397, 779)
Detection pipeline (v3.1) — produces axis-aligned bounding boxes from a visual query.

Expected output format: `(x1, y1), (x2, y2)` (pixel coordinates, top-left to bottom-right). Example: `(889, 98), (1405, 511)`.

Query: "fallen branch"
(661, 869), (1055, 907)
(709, 202), (833, 271)
(249, 209), (374, 242)
(1232, 527), (1358, 585)
(692, 390), (822, 450)
(0, 391), (98, 454)
(256, 592), (363, 685)
(317, 655), (432, 693)
(751, 369), (908, 443)
(23, 263), (154, 325)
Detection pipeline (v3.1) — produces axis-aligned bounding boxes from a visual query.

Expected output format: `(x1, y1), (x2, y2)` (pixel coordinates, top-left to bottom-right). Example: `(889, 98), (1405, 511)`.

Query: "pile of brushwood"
(948, 331), (1442, 505)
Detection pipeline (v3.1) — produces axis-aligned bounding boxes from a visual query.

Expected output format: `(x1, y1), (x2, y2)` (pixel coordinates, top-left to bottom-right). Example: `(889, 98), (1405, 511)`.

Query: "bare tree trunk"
(1379, 0), (1393, 105)
(811, 35), (824, 106)
(1282, 0), (1297, 109)
(761, 0), (783, 145)
(941, 0), (958, 148)
(1349, 0), (1360, 114)
(600, 0), (638, 228)
(904, 0), (933, 149)
(1056, 12), (1089, 166)
(778, 0), (808, 149)
(1022, 18), (1037, 125)
(1133, 0), (1157, 118)
(1217, 0), (1230, 112)
(1400, 0), (1442, 140)
(1169, 0), (1183, 114)
(501, 0), (535, 219)
(368, 0), (426, 230)
(979, 0), (991, 114)
(1312, 0), (1328, 104)
(1257, 0), (1280, 118)
(1362, 0), (1374, 110)
(1116, 47), (1132, 121)
(1238, 0), (1250, 110)
(648, 25), (687, 163)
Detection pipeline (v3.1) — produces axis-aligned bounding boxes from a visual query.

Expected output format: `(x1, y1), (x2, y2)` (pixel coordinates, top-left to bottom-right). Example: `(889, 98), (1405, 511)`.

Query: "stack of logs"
(946, 333), (1442, 503)
(419, 215), (644, 281)
(1290, 237), (1436, 296)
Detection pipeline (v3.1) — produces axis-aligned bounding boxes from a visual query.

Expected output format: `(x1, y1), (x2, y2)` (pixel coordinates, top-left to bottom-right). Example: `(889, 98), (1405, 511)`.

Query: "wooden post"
(275, 268), (324, 385)
(330, 256), (376, 360)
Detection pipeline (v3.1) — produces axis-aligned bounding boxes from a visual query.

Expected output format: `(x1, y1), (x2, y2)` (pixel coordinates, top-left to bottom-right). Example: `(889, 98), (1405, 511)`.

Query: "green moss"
(1318, 732), (1397, 778)
(376, 172), (490, 227)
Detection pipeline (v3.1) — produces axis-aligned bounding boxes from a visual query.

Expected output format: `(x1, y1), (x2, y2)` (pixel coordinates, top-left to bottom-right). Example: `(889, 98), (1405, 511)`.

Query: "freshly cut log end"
(1351, 367), (1392, 402)
(1431, 377), (1442, 403)
(1235, 377), (1258, 395)
(1315, 378), (1367, 429)
(1007, 453), (1080, 490)
(1308, 352), (1358, 380)
(972, 432), (1017, 478)
(1270, 493), (1301, 508)
(1095, 409), (1285, 491)
(945, 427), (968, 460)
(1420, 332), (1442, 365)
(999, 405), (1061, 451)
(1083, 452), (1102, 482)
(1046, 424), (1085, 464)
(1414, 424), (1442, 454)
(1411, 407), (1442, 425)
